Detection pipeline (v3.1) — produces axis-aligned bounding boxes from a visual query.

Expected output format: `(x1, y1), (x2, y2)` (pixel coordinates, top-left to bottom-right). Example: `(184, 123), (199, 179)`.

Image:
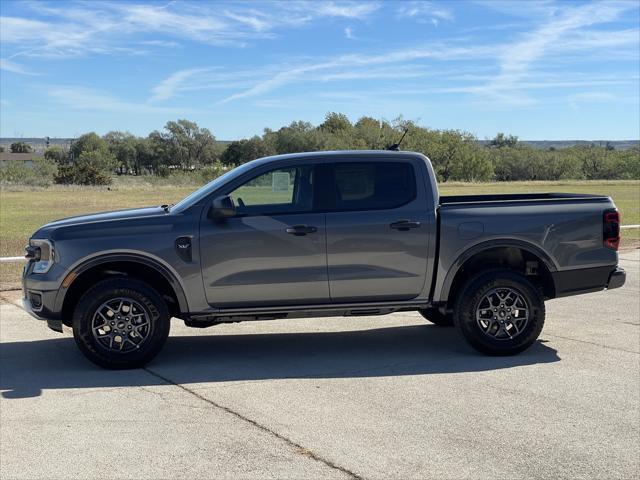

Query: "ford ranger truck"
(22, 151), (626, 368)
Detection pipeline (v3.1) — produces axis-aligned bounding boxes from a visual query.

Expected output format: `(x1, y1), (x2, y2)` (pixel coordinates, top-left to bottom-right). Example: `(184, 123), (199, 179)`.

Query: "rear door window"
(331, 162), (416, 211)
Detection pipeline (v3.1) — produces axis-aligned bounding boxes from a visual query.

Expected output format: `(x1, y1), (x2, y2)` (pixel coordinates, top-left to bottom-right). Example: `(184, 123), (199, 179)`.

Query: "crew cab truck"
(22, 151), (626, 368)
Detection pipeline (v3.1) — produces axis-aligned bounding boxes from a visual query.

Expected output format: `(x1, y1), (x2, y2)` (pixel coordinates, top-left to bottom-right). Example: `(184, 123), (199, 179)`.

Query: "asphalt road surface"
(1, 251), (638, 479)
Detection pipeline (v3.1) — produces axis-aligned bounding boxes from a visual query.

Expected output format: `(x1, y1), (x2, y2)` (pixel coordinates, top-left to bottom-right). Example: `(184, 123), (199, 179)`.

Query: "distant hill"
(478, 140), (639, 150)
(1, 138), (638, 153)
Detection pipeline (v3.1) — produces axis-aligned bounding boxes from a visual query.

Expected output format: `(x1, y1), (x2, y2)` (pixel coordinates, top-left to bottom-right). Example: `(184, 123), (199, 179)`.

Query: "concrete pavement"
(1, 251), (638, 479)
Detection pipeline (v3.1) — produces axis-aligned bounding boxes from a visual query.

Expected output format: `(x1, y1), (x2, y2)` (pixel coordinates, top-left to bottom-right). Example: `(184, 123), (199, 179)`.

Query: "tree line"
(5, 114), (639, 185)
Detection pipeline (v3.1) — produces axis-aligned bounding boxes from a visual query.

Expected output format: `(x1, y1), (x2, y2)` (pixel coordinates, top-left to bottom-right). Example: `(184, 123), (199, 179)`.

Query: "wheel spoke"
(475, 287), (529, 341)
(92, 296), (151, 353)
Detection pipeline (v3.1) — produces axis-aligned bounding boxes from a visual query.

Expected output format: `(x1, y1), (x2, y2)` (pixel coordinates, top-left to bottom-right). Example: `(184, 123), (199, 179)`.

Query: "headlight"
(27, 239), (55, 274)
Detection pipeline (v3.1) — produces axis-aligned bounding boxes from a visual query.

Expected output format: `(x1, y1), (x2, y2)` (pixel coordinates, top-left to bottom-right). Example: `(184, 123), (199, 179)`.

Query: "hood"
(32, 206), (168, 238)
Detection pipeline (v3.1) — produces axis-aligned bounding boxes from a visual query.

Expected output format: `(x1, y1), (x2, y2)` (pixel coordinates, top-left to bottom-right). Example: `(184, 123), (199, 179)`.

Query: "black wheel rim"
(475, 287), (529, 340)
(91, 297), (150, 353)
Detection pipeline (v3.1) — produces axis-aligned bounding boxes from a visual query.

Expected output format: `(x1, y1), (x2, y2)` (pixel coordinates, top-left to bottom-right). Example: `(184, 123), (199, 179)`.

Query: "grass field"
(1, 179), (638, 289)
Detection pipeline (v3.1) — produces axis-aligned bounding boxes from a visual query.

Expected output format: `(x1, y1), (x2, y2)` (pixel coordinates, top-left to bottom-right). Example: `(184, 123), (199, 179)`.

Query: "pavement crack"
(544, 333), (639, 355)
(143, 366), (364, 480)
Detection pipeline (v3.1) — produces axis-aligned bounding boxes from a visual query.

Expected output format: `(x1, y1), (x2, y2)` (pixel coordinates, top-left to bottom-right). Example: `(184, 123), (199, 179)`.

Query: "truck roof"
(249, 150), (426, 166)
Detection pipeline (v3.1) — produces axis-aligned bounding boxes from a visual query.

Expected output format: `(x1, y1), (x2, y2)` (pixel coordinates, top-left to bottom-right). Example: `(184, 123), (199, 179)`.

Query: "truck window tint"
(230, 166), (314, 215)
(333, 162), (416, 211)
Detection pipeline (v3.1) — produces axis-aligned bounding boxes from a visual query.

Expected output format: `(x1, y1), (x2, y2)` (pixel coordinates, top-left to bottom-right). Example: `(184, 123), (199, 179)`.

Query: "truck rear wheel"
(418, 308), (453, 326)
(453, 270), (545, 355)
(72, 278), (170, 369)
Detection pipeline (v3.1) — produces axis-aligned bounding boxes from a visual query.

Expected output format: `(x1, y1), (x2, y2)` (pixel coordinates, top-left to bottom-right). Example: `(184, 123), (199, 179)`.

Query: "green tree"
(319, 112), (352, 134)
(10, 141), (32, 153)
(55, 149), (116, 185)
(166, 119), (218, 169)
(429, 130), (492, 182)
(44, 145), (68, 164)
(70, 132), (108, 160)
(574, 145), (617, 179)
(133, 137), (154, 175)
(263, 121), (322, 154)
(104, 131), (137, 174)
(221, 136), (274, 167)
(489, 133), (519, 149)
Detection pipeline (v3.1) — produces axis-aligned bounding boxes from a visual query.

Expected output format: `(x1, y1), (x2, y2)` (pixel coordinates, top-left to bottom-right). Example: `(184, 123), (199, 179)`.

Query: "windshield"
(170, 162), (257, 213)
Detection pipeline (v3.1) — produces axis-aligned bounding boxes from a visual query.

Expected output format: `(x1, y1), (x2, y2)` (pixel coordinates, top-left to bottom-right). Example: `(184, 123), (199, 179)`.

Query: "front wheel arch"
(59, 255), (188, 326)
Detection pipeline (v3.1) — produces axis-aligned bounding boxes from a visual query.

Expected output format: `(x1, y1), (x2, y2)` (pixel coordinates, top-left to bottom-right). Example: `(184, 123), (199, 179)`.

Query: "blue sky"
(1, 0), (639, 140)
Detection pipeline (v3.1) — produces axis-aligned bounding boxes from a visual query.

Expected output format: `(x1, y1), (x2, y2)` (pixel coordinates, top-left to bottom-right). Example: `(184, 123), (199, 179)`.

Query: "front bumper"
(22, 296), (63, 332)
(22, 262), (64, 333)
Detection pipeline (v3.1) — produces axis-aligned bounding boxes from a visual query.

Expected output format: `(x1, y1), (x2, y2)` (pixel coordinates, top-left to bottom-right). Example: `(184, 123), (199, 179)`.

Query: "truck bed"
(439, 192), (609, 206)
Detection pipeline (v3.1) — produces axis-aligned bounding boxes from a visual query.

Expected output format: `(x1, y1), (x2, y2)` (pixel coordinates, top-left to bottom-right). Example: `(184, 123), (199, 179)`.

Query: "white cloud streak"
(0, 1), (380, 68)
(0, 58), (38, 75)
(48, 86), (191, 114)
(480, 1), (638, 104)
(150, 68), (218, 102)
(397, 1), (454, 24)
(344, 27), (354, 39)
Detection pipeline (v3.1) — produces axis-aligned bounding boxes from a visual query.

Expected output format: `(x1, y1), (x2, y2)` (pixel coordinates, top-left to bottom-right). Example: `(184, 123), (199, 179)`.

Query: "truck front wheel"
(72, 278), (170, 369)
(453, 270), (545, 355)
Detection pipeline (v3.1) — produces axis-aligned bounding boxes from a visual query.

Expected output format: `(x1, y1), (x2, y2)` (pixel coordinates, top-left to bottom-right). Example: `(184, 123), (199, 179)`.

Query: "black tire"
(72, 278), (170, 369)
(419, 308), (454, 326)
(453, 270), (545, 356)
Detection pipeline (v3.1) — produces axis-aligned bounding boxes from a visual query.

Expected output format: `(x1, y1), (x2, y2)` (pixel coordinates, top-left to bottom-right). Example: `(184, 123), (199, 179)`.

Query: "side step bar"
(184, 300), (430, 327)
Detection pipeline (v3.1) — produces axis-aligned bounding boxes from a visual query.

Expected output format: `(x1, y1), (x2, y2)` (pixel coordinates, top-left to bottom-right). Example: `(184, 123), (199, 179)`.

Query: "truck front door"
(200, 164), (329, 307)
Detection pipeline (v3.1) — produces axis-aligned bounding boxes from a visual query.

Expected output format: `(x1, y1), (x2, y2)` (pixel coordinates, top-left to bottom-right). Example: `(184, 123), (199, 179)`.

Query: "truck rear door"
(323, 159), (432, 302)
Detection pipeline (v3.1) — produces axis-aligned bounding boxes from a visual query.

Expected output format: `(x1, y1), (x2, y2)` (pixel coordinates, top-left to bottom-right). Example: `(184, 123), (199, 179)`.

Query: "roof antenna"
(387, 128), (408, 151)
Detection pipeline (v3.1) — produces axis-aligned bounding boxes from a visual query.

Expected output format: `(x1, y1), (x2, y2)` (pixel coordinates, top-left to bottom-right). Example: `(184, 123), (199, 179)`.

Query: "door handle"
(286, 225), (318, 236)
(390, 220), (421, 231)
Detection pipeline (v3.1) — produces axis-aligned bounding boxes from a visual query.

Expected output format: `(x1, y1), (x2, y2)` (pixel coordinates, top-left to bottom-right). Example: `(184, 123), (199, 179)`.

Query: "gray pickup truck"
(22, 150), (625, 368)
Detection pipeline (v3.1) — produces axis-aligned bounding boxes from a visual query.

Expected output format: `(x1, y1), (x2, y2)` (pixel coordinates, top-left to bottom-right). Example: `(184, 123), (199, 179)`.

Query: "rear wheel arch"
(59, 255), (188, 326)
(440, 241), (557, 309)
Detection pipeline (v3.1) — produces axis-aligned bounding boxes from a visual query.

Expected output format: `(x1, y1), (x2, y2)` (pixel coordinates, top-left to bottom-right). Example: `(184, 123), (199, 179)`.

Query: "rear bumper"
(607, 267), (626, 290)
(552, 265), (625, 298)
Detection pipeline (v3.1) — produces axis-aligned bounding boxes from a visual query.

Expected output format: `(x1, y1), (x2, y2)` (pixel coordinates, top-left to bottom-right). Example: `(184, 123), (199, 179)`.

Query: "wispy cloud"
(140, 39), (182, 48)
(48, 86), (191, 114)
(150, 68), (217, 102)
(344, 26), (355, 39)
(397, 1), (454, 25)
(1, 1), (380, 67)
(313, 1), (380, 19)
(208, 1), (637, 107)
(216, 45), (494, 104)
(473, 1), (639, 105)
(0, 58), (38, 75)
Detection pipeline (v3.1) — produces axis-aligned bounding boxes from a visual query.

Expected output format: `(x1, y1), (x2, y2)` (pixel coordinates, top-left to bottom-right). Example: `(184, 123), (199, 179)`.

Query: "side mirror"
(210, 195), (236, 219)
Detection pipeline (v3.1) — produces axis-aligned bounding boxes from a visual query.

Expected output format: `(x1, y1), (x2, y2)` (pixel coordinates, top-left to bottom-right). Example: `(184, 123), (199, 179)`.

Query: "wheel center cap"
(117, 322), (126, 329)
(499, 311), (506, 317)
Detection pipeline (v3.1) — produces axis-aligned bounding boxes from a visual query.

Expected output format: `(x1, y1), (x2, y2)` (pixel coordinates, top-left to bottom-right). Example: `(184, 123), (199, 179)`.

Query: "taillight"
(603, 209), (620, 250)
